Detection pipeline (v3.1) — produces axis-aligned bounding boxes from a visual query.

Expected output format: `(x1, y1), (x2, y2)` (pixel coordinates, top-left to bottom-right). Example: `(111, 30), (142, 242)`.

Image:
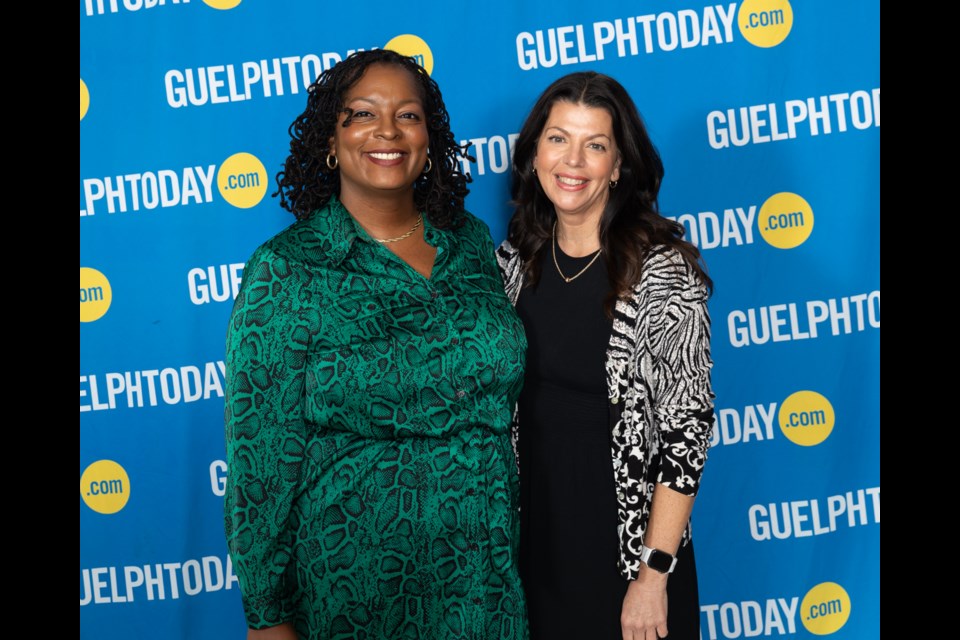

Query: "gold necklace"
(552, 221), (602, 283)
(375, 213), (423, 244)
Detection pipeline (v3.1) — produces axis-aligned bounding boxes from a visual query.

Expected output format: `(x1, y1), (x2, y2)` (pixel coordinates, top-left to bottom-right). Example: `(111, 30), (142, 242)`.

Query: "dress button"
(451, 337), (460, 345)
(617, 492), (625, 501)
(611, 397), (619, 405)
(466, 488), (476, 496)
(472, 597), (483, 605)
(468, 543), (479, 551)
(456, 390), (466, 399)
(431, 291), (439, 299)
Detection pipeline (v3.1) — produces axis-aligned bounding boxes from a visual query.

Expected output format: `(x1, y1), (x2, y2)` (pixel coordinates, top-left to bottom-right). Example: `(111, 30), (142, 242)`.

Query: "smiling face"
(534, 100), (621, 223)
(329, 63), (430, 204)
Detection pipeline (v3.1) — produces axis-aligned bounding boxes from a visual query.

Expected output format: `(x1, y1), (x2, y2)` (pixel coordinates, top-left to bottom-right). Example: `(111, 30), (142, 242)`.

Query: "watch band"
(639, 545), (678, 574)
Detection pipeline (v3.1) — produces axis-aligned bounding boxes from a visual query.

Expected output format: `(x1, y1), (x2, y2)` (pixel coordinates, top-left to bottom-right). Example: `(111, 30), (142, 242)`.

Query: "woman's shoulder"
(249, 206), (348, 266)
(495, 236), (517, 254)
(643, 243), (685, 266)
(495, 238), (519, 269)
(630, 244), (709, 302)
(450, 209), (493, 239)
(448, 210), (510, 258)
(244, 219), (306, 265)
(642, 244), (700, 278)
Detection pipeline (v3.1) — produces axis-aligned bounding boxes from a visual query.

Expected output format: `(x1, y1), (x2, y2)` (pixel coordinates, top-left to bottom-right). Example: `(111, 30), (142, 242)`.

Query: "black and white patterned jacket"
(496, 240), (715, 580)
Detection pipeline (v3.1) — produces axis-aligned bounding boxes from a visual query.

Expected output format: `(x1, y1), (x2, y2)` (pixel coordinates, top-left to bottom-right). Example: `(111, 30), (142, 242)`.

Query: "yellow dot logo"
(738, 0), (794, 48)
(778, 391), (835, 446)
(202, 0), (242, 9)
(384, 34), (434, 75)
(80, 267), (112, 323)
(80, 460), (131, 514)
(801, 582), (851, 635)
(217, 152), (268, 209)
(80, 79), (90, 121)
(758, 191), (813, 249)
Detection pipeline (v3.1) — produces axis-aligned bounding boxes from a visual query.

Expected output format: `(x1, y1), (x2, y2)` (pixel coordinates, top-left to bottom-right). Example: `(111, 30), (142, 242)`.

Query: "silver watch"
(639, 545), (678, 574)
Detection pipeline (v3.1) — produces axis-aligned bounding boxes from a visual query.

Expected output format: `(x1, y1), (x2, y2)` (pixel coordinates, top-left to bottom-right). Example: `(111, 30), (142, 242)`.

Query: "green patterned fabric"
(224, 196), (529, 639)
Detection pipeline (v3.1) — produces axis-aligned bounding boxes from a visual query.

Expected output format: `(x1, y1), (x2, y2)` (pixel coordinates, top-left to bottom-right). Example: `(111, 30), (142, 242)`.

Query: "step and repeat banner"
(80, 1), (879, 638)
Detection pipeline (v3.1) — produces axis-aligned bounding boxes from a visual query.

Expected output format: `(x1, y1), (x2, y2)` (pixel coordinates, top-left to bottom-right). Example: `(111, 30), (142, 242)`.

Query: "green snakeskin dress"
(224, 196), (528, 639)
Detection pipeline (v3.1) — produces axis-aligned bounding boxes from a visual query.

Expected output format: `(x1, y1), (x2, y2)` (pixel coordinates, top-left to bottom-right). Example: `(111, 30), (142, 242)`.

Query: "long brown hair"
(507, 72), (712, 315)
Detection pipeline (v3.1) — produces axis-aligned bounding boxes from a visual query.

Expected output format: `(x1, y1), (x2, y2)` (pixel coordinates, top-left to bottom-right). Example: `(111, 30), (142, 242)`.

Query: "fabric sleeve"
(491, 239), (523, 468)
(223, 247), (316, 629)
(645, 248), (715, 496)
(495, 239), (524, 305)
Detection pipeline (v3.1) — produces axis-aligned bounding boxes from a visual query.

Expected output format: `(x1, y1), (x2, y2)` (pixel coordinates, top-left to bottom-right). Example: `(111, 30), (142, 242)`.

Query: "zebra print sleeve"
(495, 239), (525, 470)
(495, 239), (524, 305)
(639, 246), (715, 495)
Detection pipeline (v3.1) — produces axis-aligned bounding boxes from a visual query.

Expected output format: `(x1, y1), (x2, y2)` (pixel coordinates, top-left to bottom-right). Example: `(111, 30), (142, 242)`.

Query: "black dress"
(516, 245), (700, 640)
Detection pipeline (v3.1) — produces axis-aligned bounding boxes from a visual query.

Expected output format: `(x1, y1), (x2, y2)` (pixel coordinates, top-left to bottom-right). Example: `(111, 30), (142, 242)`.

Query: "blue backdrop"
(80, 1), (880, 638)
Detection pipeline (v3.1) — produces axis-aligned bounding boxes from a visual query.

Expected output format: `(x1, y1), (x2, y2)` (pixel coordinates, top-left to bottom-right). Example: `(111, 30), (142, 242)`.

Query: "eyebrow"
(345, 96), (424, 108)
(544, 126), (611, 141)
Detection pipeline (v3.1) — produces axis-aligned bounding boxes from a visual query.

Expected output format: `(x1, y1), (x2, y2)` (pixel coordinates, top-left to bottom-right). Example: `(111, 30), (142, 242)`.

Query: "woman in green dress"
(224, 49), (528, 640)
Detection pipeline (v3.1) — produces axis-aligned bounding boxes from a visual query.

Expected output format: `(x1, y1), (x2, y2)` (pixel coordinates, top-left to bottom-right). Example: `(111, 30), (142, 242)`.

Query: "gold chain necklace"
(375, 213), (423, 244)
(552, 221), (602, 283)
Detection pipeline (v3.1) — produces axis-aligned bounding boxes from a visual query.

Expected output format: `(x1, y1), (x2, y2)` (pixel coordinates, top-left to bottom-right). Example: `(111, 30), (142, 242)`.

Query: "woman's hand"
(247, 622), (297, 640)
(621, 570), (669, 640)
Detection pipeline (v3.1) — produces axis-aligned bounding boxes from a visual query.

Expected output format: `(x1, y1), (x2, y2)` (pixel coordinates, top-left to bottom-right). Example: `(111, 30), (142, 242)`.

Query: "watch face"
(647, 549), (674, 573)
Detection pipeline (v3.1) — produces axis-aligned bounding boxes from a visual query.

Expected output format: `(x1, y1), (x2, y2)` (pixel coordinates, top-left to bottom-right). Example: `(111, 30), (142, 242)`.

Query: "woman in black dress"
(497, 72), (715, 640)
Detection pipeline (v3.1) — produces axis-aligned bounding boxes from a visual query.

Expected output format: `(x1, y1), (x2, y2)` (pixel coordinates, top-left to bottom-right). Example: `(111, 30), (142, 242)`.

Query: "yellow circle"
(738, 0), (794, 48)
(801, 582), (851, 635)
(80, 79), (90, 121)
(80, 460), (131, 515)
(384, 34), (434, 75)
(202, 0), (242, 8)
(80, 267), (113, 323)
(778, 390), (835, 446)
(217, 152), (268, 209)
(758, 191), (814, 249)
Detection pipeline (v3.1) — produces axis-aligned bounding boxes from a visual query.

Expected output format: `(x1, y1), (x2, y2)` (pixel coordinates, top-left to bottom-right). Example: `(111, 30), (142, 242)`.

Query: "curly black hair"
(274, 49), (473, 229)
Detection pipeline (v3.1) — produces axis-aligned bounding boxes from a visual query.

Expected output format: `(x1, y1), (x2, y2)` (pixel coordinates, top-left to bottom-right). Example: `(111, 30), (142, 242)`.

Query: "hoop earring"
(609, 179), (618, 189)
(326, 153), (338, 170)
(423, 157), (432, 174)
